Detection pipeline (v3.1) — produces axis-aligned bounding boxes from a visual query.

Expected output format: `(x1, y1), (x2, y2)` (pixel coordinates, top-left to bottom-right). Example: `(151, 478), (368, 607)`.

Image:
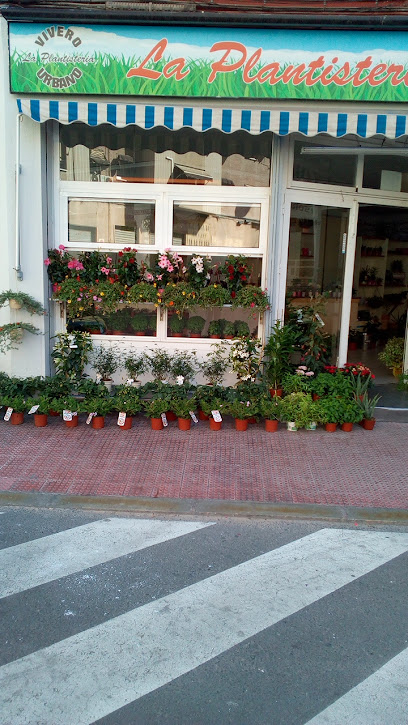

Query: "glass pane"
(363, 155), (408, 192)
(167, 306), (259, 340)
(172, 203), (260, 248)
(68, 200), (155, 245)
(293, 140), (357, 187)
(68, 303), (157, 337)
(285, 203), (350, 363)
(60, 125), (271, 187)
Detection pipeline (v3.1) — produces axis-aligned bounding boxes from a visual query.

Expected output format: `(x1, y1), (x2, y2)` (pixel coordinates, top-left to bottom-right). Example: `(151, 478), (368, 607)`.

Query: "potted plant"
(229, 337), (263, 384)
(142, 397), (170, 430)
(263, 320), (296, 396)
(146, 348), (172, 383)
(282, 369), (315, 396)
(170, 395), (196, 431)
(53, 395), (82, 428)
(225, 398), (258, 431)
(199, 344), (229, 387)
(171, 350), (197, 385)
(25, 394), (54, 427)
(0, 394), (27, 425)
(378, 337), (405, 377)
(355, 392), (381, 430)
(279, 392), (318, 431)
(199, 396), (226, 431)
(311, 372), (353, 400)
(0, 290), (46, 315)
(233, 286), (270, 313)
(187, 315), (206, 338)
(235, 320), (250, 338)
(84, 395), (114, 429)
(335, 397), (364, 432)
(348, 328), (362, 351)
(168, 314), (186, 337)
(124, 351), (148, 385)
(258, 395), (282, 432)
(197, 284), (230, 308)
(130, 313), (149, 336)
(316, 396), (345, 432)
(92, 345), (120, 391)
(208, 320), (223, 339)
(113, 385), (142, 429)
(51, 331), (93, 383)
(0, 322), (41, 353)
(223, 321), (236, 340)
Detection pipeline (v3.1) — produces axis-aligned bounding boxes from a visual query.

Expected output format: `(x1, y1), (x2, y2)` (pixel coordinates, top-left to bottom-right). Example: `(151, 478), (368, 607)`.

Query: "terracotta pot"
(178, 417), (191, 431)
(11, 412), (24, 425)
(248, 417), (257, 424)
(209, 418), (222, 431)
(235, 418), (248, 431)
(209, 335), (220, 339)
(198, 409), (209, 421)
(265, 419), (278, 432)
(270, 388), (283, 398)
(120, 415), (133, 430)
(341, 422), (353, 432)
(151, 417), (163, 430)
(49, 410), (60, 417)
(166, 410), (177, 422)
(34, 413), (48, 427)
(65, 417), (78, 428)
(325, 422), (337, 433)
(312, 393), (320, 401)
(224, 335), (234, 340)
(189, 333), (201, 338)
(172, 333), (183, 338)
(135, 331), (146, 336)
(92, 415), (105, 429)
(362, 418), (376, 430)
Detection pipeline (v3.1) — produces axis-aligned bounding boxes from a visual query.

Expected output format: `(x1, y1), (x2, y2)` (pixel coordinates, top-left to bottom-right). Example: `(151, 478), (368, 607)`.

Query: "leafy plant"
(258, 395), (283, 421)
(0, 290), (45, 315)
(142, 397), (170, 418)
(116, 248), (140, 286)
(287, 294), (332, 373)
(235, 320), (250, 337)
(171, 350), (197, 383)
(83, 395), (114, 417)
(223, 321), (236, 337)
(199, 396), (227, 418)
(199, 344), (229, 386)
(220, 255), (250, 294)
(186, 255), (213, 289)
(0, 322), (41, 353)
(311, 372), (353, 398)
(130, 313), (149, 333)
(208, 320), (223, 337)
(225, 398), (258, 420)
(124, 351), (148, 381)
(279, 392), (319, 428)
(187, 316), (206, 335)
(233, 286), (270, 313)
(0, 394), (27, 413)
(74, 378), (110, 398)
(24, 395), (52, 415)
(318, 396), (363, 424)
(51, 331), (92, 381)
(263, 320), (296, 390)
(91, 345), (120, 380)
(168, 315), (186, 334)
(49, 395), (83, 415)
(162, 282), (198, 317)
(197, 284), (230, 308)
(128, 282), (160, 305)
(378, 337), (405, 371)
(170, 396), (196, 419)
(229, 337), (263, 383)
(282, 370), (314, 395)
(113, 386), (142, 415)
(355, 392), (381, 421)
(146, 348), (172, 382)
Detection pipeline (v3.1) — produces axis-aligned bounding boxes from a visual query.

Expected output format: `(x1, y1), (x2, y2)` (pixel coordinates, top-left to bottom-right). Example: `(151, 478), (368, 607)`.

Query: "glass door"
(282, 199), (356, 367)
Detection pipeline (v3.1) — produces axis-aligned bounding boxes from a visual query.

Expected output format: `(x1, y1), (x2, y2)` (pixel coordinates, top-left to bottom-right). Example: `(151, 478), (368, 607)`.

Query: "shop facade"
(1, 13), (408, 381)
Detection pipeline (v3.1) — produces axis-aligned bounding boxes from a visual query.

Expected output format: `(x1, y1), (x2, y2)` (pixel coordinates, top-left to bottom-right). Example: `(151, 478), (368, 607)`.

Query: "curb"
(0, 491), (407, 525)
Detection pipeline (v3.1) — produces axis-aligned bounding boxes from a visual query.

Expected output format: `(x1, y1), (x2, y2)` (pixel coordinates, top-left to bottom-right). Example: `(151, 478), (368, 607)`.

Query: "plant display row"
(45, 248), (269, 317)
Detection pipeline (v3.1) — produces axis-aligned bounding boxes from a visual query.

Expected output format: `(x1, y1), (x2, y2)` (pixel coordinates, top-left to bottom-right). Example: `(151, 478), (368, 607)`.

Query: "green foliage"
(130, 313), (149, 332)
(47, 395), (83, 415)
(187, 316), (206, 334)
(208, 320), (223, 336)
(0, 374), (43, 397)
(25, 395), (54, 415)
(116, 248), (140, 286)
(171, 396), (196, 419)
(355, 392), (381, 420)
(74, 378), (110, 397)
(311, 372), (353, 398)
(317, 396), (363, 424)
(124, 351), (148, 380)
(279, 392), (319, 428)
(229, 337), (263, 383)
(378, 337), (405, 370)
(51, 331), (92, 381)
(146, 348), (172, 381)
(40, 374), (72, 398)
(258, 395), (283, 421)
(91, 345), (120, 380)
(225, 398), (258, 420)
(199, 397), (227, 418)
(0, 290), (45, 316)
(223, 321), (236, 337)
(83, 396), (114, 417)
(196, 384), (228, 407)
(235, 320), (250, 337)
(162, 283), (198, 317)
(113, 386), (142, 415)
(232, 286), (270, 313)
(128, 282), (159, 305)
(287, 295), (332, 373)
(168, 315), (186, 334)
(171, 350), (197, 383)
(142, 397), (170, 418)
(0, 322), (41, 353)
(282, 371), (314, 395)
(263, 320), (296, 389)
(199, 344), (229, 386)
(220, 255), (250, 294)
(0, 394), (28, 413)
(197, 285), (230, 308)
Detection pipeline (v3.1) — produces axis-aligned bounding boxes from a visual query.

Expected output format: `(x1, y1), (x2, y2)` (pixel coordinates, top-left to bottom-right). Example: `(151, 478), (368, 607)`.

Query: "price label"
(4, 407), (13, 421)
(161, 412), (168, 427)
(28, 405), (40, 415)
(189, 411), (198, 423)
(63, 409), (73, 421)
(212, 410), (222, 422)
(86, 412), (96, 425)
(117, 412), (127, 427)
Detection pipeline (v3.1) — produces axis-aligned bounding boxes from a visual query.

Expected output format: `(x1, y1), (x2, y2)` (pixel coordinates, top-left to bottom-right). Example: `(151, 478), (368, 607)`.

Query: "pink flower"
(305, 371), (315, 377)
(44, 258), (51, 266)
(100, 266), (109, 275)
(93, 295), (98, 301)
(167, 264), (174, 273)
(250, 302), (255, 308)
(106, 257), (113, 264)
(145, 272), (154, 281)
(156, 274), (163, 281)
(58, 244), (66, 251)
(76, 261), (84, 271)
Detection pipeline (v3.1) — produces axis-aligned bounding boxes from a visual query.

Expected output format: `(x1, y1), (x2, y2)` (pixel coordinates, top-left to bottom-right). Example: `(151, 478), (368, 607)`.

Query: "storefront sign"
(9, 23), (408, 102)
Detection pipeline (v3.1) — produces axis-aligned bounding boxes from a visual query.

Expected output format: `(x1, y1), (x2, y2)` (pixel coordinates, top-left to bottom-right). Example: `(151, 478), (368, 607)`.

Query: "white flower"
(177, 375), (184, 385)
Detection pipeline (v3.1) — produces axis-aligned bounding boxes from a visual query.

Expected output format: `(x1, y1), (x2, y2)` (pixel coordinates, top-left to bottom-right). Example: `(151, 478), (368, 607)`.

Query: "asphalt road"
(1, 506), (408, 725)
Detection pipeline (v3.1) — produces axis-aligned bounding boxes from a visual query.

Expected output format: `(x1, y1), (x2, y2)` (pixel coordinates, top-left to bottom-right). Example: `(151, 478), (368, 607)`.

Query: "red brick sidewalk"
(0, 416), (407, 510)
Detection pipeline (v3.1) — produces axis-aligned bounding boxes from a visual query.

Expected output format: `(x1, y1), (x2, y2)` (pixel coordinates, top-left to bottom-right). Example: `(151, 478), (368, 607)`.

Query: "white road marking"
(1, 529), (408, 725)
(0, 517), (213, 598)
(306, 645), (408, 725)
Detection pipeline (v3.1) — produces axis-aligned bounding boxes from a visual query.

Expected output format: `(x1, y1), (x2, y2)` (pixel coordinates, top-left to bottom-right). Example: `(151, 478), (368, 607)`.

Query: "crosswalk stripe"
(1, 528), (408, 725)
(0, 518), (213, 598)
(306, 644), (408, 724)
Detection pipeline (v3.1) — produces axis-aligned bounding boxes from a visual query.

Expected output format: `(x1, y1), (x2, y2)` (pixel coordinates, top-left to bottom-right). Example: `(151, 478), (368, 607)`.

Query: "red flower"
(241, 275), (247, 281)
(228, 265), (234, 273)
(129, 258), (135, 264)
(118, 251), (123, 257)
(231, 291), (236, 298)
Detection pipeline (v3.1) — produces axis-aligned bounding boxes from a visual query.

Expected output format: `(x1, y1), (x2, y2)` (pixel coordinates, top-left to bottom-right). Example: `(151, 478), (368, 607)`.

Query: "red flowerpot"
(135, 331), (146, 336)
(209, 418), (222, 431)
(325, 422), (337, 433)
(65, 417), (78, 428)
(92, 415), (105, 429)
(235, 418), (248, 431)
(198, 409), (209, 421)
(362, 418), (376, 430)
(166, 410), (177, 422)
(178, 417), (191, 431)
(172, 333), (183, 338)
(265, 419), (278, 432)
(120, 415), (133, 430)
(224, 335), (234, 340)
(151, 417), (163, 430)
(270, 388), (283, 398)
(248, 417), (257, 424)
(341, 422), (353, 432)
(209, 335), (220, 339)
(11, 412), (24, 425)
(49, 410), (60, 417)
(34, 413), (48, 427)
(189, 333), (201, 338)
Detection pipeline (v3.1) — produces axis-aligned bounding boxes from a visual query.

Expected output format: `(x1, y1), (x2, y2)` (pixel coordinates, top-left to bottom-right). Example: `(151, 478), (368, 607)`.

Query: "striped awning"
(17, 98), (408, 138)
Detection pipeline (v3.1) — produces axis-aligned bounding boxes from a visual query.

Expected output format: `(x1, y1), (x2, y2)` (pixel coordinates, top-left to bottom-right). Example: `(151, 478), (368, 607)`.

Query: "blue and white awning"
(17, 98), (408, 138)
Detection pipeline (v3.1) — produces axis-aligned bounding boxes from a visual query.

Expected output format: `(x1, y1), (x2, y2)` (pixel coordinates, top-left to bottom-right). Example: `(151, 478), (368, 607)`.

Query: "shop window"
(68, 200), (155, 246)
(293, 140), (357, 187)
(167, 307), (259, 340)
(172, 203), (261, 248)
(60, 125), (271, 187)
(362, 155), (408, 193)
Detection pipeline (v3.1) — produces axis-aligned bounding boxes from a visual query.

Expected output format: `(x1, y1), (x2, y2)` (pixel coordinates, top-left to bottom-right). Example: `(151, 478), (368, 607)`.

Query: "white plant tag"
(28, 405), (40, 415)
(69, 344), (78, 349)
(4, 407), (13, 421)
(126, 378), (134, 386)
(177, 376), (184, 386)
(315, 313), (325, 327)
(95, 373), (102, 383)
(117, 412), (126, 426)
(161, 412), (168, 427)
(189, 411), (198, 423)
(212, 409), (222, 422)
(63, 409), (73, 421)
(86, 412), (96, 425)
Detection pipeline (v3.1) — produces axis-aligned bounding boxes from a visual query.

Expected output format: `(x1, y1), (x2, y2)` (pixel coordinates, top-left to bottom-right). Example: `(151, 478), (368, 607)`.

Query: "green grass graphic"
(10, 51), (408, 103)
